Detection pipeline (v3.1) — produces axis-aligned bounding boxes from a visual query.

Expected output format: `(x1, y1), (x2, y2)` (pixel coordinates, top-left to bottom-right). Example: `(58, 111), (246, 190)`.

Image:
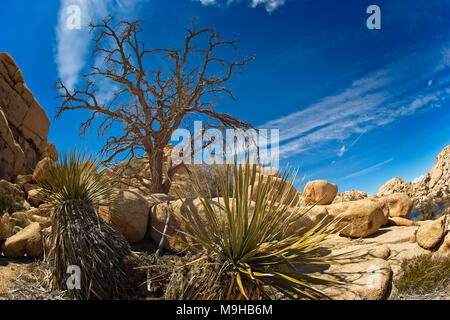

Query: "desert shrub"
(394, 254), (450, 295)
(37, 150), (146, 299)
(166, 160), (344, 300)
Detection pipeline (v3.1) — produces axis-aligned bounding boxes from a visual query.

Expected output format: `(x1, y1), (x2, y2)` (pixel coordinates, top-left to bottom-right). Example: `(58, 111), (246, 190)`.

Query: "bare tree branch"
(55, 16), (254, 193)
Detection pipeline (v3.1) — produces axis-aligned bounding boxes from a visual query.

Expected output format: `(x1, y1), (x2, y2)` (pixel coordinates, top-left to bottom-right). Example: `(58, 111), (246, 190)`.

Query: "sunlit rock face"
(0, 52), (50, 181)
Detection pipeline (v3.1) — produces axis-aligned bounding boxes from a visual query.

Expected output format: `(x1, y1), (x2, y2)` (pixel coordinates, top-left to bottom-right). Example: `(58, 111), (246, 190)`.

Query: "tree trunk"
(149, 147), (167, 194)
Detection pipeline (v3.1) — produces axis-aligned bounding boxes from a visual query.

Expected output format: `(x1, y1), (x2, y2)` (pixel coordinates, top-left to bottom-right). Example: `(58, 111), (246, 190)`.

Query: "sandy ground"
(0, 257), (34, 298)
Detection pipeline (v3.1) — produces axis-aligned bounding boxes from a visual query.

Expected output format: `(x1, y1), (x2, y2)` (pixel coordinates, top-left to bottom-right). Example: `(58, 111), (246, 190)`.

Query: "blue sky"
(1, 0), (449, 194)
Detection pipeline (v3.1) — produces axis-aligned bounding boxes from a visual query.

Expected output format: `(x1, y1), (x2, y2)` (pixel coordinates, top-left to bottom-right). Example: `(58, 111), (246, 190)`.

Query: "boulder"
(251, 174), (301, 206)
(387, 217), (414, 227)
(325, 199), (386, 238)
(30, 214), (51, 229)
(13, 174), (32, 186)
(146, 193), (177, 207)
(303, 180), (338, 205)
(436, 232), (450, 256)
(27, 188), (43, 207)
(368, 245), (391, 260)
(31, 157), (52, 183)
(101, 189), (150, 243)
(23, 183), (39, 193)
(45, 142), (58, 161)
(286, 205), (332, 235)
(150, 197), (229, 252)
(10, 211), (31, 228)
(1, 222), (42, 258)
(378, 193), (413, 219)
(416, 215), (448, 249)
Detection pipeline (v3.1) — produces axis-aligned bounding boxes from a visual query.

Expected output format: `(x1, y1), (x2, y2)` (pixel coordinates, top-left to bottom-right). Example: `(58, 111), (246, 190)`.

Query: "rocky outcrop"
(332, 190), (367, 203)
(377, 177), (410, 197)
(377, 145), (450, 215)
(318, 225), (430, 299)
(0, 53), (50, 181)
(303, 180), (338, 205)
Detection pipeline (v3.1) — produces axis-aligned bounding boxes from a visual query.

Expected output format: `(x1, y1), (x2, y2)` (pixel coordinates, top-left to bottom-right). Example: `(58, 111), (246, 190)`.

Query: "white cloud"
(251, 0), (285, 12)
(263, 40), (450, 160)
(198, 0), (216, 5)
(55, 0), (143, 91)
(342, 158), (394, 180)
(337, 145), (346, 157)
(195, 0), (286, 13)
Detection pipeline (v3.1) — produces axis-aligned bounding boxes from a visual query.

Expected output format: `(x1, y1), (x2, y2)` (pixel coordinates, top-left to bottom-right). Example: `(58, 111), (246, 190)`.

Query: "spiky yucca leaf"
(36, 150), (114, 208)
(169, 159), (346, 300)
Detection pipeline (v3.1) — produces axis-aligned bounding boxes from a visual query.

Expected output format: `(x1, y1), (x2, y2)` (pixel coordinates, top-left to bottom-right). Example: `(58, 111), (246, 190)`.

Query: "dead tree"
(56, 16), (254, 193)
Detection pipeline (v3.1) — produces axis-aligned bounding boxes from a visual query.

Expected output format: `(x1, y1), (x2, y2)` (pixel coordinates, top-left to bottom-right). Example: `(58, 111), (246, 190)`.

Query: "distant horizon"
(1, 0), (449, 195)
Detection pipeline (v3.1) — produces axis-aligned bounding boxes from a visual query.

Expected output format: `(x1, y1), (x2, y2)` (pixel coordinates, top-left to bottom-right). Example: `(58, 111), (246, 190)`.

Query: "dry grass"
(0, 259), (69, 300)
(394, 254), (450, 295)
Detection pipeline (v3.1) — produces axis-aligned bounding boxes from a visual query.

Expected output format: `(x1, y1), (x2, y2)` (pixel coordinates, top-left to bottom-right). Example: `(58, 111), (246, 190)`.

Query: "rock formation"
(377, 145), (450, 215)
(0, 52), (50, 180)
(332, 190), (367, 203)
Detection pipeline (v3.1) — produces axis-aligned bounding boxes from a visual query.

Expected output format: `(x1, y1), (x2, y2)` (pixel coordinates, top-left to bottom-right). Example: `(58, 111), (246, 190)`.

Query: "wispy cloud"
(342, 158), (394, 180)
(194, 0), (286, 13)
(337, 145), (346, 157)
(264, 39), (450, 160)
(55, 0), (143, 91)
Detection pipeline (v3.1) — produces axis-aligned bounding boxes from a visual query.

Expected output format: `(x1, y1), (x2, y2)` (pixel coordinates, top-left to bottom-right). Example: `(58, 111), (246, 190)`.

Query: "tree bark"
(149, 147), (166, 194)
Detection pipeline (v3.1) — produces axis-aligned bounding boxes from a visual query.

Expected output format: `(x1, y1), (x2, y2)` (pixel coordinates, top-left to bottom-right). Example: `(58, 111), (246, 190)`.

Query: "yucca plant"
(37, 150), (146, 300)
(166, 158), (346, 300)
